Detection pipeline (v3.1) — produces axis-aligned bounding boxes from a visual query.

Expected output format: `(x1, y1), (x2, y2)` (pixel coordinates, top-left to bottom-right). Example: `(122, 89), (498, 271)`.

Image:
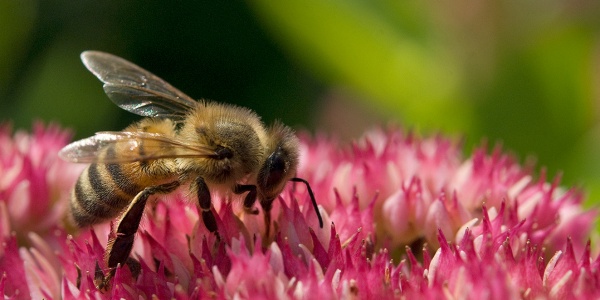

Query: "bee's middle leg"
(195, 177), (219, 233)
(101, 180), (179, 288)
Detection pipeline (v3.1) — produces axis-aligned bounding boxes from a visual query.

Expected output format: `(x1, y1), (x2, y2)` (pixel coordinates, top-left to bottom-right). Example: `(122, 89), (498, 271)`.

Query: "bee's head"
(256, 122), (299, 206)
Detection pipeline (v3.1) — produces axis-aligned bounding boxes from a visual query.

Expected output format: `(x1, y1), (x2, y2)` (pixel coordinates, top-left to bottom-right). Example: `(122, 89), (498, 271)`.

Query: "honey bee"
(59, 51), (323, 285)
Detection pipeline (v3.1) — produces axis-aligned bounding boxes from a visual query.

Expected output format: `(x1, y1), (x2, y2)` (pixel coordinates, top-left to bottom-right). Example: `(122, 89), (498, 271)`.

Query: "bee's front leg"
(98, 180), (179, 290)
(234, 184), (259, 215)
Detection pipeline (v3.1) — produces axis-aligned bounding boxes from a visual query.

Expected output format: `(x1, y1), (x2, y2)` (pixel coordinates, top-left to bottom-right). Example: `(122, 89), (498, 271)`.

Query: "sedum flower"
(0, 124), (598, 299)
(0, 123), (83, 238)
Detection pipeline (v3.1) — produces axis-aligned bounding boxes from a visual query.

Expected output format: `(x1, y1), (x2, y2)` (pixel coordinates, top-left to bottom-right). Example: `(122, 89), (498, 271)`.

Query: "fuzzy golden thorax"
(176, 101), (267, 185)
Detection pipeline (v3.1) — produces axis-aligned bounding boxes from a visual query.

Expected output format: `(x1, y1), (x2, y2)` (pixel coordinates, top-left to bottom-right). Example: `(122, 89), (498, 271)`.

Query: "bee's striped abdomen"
(70, 162), (142, 227)
(67, 121), (180, 228)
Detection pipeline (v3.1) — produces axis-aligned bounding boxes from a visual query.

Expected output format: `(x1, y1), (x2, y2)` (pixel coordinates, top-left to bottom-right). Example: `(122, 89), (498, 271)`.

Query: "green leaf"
(247, 0), (471, 132)
(0, 0), (37, 95)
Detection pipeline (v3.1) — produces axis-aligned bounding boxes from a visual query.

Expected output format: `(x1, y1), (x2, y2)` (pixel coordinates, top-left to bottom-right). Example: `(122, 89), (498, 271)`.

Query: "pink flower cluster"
(0, 124), (598, 299)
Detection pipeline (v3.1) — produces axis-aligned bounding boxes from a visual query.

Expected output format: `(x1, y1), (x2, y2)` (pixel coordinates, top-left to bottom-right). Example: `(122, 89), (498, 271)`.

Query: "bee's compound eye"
(214, 145), (233, 160)
(268, 154), (286, 175)
(262, 150), (286, 187)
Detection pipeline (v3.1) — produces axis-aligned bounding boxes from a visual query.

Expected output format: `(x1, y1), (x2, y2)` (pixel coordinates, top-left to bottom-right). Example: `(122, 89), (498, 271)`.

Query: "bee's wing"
(59, 131), (216, 163)
(81, 51), (198, 119)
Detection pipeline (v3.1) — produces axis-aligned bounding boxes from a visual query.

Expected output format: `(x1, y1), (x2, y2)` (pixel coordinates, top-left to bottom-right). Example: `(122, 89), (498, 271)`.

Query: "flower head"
(0, 122), (82, 238)
(0, 124), (599, 299)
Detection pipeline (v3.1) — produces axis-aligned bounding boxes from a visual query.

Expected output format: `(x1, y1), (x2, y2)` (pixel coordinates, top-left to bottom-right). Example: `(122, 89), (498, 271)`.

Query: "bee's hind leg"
(98, 180), (179, 290)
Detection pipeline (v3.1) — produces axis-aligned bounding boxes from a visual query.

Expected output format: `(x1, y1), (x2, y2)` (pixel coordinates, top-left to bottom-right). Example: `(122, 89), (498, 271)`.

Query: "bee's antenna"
(290, 177), (324, 229)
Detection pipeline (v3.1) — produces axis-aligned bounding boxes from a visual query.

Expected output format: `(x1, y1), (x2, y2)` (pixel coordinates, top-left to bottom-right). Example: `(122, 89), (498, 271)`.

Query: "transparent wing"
(59, 131), (216, 163)
(81, 51), (198, 119)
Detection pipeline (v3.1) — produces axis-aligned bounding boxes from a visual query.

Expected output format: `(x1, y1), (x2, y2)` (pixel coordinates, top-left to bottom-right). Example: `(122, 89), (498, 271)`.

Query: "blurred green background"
(2, 0), (600, 203)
